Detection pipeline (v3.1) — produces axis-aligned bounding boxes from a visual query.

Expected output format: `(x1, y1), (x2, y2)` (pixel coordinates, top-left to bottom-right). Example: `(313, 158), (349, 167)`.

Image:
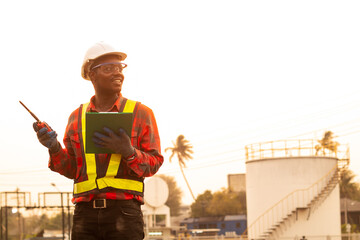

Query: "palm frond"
(182, 152), (193, 160)
(168, 151), (176, 163)
(165, 147), (173, 152)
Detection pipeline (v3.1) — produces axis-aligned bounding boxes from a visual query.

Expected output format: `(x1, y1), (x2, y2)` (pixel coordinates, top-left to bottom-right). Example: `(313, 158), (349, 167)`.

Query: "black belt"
(77, 199), (140, 209)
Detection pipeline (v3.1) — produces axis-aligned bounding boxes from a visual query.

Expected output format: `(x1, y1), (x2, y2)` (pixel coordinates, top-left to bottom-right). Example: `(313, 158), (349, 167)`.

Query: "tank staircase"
(261, 165), (339, 239)
(242, 140), (349, 240)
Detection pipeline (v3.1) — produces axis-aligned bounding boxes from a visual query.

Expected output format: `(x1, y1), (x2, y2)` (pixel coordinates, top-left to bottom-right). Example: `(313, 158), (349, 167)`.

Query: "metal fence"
(146, 234), (360, 240)
(0, 191), (73, 240)
(245, 139), (349, 163)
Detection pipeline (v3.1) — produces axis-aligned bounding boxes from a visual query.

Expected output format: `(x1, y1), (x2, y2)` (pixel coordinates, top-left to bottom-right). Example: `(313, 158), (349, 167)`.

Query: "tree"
(208, 189), (246, 216)
(315, 131), (339, 155)
(340, 168), (360, 201)
(191, 190), (213, 217)
(191, 189), (247, 217)
(157, 174), (183, 216)
(24, 213), (46, 236)
(340, 169), (360, 233)
(44, 213), (64, 230)
(165, 135), (195, 200)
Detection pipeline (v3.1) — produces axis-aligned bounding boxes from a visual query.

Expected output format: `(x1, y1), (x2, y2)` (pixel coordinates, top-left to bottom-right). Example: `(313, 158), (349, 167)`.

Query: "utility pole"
(51, 183), (65, 240)
(16, 189), (21, 240)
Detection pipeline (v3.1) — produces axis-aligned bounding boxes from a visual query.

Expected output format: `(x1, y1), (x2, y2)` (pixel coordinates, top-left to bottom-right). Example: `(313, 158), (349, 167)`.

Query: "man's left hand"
(92, 127), (135, 158)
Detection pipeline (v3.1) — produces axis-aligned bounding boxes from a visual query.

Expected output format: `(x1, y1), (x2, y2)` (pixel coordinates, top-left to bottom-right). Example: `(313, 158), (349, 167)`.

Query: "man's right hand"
(33, 122), (60, 152)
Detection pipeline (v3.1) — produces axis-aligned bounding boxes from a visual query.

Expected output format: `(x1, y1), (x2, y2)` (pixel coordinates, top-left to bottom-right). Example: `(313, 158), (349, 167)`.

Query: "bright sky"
(1, 0), (360, 205)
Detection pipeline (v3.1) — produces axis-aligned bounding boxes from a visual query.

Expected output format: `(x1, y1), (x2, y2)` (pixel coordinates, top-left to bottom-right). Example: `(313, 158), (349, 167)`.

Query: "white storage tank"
(245, 139), (349, 239)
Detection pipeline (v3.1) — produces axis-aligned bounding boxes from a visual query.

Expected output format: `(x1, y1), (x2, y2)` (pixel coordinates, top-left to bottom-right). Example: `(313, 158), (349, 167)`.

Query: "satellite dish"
(144, 176), (169, 208)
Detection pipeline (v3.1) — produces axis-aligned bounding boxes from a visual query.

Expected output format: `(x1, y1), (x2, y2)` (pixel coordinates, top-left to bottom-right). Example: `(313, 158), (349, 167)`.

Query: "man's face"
(90, 55), (125, 95)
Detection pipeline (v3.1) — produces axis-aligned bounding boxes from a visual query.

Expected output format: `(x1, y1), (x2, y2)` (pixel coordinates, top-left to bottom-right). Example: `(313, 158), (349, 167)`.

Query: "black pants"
(72, 199), (144, 240)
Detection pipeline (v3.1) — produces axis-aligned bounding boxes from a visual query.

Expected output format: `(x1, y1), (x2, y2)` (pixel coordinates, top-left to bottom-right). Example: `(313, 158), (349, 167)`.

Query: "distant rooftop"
(224, 215), (246, 221)
(182, 215), (247, 224)
(341, 198), (360, 212)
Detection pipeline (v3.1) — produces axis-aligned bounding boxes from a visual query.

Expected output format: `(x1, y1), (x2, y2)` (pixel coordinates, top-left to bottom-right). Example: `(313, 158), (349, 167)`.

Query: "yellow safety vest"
(73, 99), (144, 195)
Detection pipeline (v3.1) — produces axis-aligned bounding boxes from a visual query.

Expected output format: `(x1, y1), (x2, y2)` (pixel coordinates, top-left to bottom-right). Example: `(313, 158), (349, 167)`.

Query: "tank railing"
(337, 147), (350, 170)
(242, 163), (338, 239)
(245, 139), (349, 162)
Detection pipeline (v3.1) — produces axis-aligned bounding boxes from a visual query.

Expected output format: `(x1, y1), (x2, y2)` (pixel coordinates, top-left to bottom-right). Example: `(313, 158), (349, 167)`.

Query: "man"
(33, 42), (164, 239)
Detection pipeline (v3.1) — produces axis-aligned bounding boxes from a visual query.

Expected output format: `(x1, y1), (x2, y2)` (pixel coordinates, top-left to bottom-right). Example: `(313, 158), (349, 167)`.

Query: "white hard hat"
(81, 42), (127, 80)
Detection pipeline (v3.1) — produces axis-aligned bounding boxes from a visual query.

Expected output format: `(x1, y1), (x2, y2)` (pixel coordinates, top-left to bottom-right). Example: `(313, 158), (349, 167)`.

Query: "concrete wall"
(228, 173), (246, 192)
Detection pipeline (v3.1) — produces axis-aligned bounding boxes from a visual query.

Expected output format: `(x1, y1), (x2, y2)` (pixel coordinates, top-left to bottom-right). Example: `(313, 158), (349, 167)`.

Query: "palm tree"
(315, 131), (339, 156)
(340, 168), (360, 200)
(165, 135), (195, 200)
(339, 168), (360, 229)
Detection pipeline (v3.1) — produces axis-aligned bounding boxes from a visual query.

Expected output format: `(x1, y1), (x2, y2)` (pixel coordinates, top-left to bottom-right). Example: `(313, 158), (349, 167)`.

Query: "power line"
(182, 95), (360, 149)
(161, 126), (360, 175)
(3, 106), (360, 178)
(0, 169), (47, 175)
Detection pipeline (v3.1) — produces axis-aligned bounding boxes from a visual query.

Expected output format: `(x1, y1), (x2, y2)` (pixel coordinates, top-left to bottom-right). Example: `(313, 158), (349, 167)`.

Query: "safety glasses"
(91, 62), (127, 74)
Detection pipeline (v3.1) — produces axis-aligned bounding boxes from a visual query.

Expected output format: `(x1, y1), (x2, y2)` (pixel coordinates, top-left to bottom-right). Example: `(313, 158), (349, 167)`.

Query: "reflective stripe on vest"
(73, 99), (143, 194)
